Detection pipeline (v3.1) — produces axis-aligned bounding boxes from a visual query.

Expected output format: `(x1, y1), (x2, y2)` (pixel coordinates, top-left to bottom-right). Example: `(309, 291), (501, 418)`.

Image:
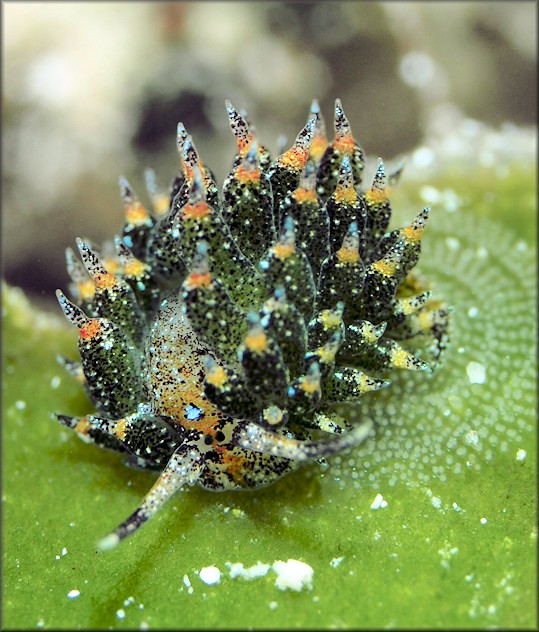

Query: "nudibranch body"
(55, 99), (449, 549)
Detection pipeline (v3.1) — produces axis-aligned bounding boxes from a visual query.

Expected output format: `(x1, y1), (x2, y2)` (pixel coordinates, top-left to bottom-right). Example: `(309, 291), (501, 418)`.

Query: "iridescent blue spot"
(185, 404), (203, 421)
(123, 235), (133, 248)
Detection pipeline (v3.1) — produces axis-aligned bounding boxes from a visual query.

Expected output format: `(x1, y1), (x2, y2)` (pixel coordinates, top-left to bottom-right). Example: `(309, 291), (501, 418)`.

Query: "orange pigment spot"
(403, 224), (424, 242)
(236, 165), (260, 184)
(337, 246), (359, 264)
(187, 272), (212, 289)
(126, 203), (149, 225)
(293, 187), (317, 204)
(272, 243), (295, 260)
(221, 451), (248, 483)
(114, 419), (128, 441)
(310, 135), (328, 161)
(75, 417), (91, 435)
(123, 258), (146, 278)
(278, 147), (309, 171)
(371, 259), (397, 277)
(333, 184), (357, 206)
(365, 187), (388, 205)
(181, 202), (211, 220)
(94, 272), (118, 291)
(333, 134), (356, 154)
(79, 319), (101, 340)
(246, 331), (268, 353)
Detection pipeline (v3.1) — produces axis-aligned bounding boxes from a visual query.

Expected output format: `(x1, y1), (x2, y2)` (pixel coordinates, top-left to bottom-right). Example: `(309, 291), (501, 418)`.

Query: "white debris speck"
(480, 517), (488, 525)
(330, 556), (345, 568)
(199, 566), (221, 585)
(516, 449), (527, 461)
(123, 596), (135, 607)
(51, 376), (61, 389)
(269, 601), (278, 610)
(370, 493), (388, 509)
(273, 559), (314, 592)
(116, 609), (125, 620)
(466, 361), (486, 384)
(452, 502), (462, 512)
(67, 589), (80, 599)
(15, 400), (26, 410)
(61, 547), (68, 557)
(36, 619), (45, 628)
(183, 574), (191, 588)
(140, 623), (149, 631)
(431, 496), (442, 509)
(467, 306), (479, 318)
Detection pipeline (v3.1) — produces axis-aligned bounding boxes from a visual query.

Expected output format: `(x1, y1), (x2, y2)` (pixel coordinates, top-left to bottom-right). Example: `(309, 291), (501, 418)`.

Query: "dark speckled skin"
(55, 99), (449, 548)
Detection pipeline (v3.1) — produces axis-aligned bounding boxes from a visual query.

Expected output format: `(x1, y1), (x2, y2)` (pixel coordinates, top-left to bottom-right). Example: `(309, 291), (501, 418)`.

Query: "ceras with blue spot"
(55, 99), (449, 549)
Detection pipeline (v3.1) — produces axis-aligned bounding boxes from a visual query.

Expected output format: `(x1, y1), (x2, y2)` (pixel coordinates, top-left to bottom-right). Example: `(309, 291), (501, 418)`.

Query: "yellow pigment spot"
(79, 319), (101, 340)
(272, 242), (295, 260)
(364, 324), (380, 344)
(337, 245), (359, 264)
(103, 257), (122, 275)
(391, 347), (413, 369)
(333, 135), (356, 154)
(371, 259), (397, 277)
(236, 165), (260, 184)
(186, 272), (212, 289)
(333, 184), (357, 206)
(77, 279), (95, 302)
(114, 418), (128, 441)
(320, 310), (342, 330)
(75, 417), (91, 435)
(299, 377), (320, 394)
(317, 345), (337, 364)
(153, 195), (170, 216)
(403, 224), (424, 242)
(358, 374), (379, 393)
(365, 187), (387, 205)
(263, 407), (285, 425)
(207, 365), (228, 388)
(123, 258), (146, 278)
(181, 202), (211, 219)
(126, 203), (149, 225)
(278, 147), (308, 171)
(417, 309), (435, 332)
(293, 187), (317, 204)
(246, 330), (268, 353)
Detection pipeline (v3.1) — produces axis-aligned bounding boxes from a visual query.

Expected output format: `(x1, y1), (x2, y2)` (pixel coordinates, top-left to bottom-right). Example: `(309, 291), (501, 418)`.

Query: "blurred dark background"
(2, 1), (536, 309)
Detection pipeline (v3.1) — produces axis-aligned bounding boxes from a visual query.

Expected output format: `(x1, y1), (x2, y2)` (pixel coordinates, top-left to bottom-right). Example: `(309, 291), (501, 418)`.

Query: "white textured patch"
(199, 566), (221, 585)
(227, 561), (271, 580)
(67, 589), (80, 599)
(466, 361), (486, 384)
(273, 559), (313, 592)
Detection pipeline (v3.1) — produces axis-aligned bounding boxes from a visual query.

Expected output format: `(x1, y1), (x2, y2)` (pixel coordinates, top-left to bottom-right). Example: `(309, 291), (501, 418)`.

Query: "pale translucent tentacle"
(234, 420), (373, 461)
(97, 444), (203, 551)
